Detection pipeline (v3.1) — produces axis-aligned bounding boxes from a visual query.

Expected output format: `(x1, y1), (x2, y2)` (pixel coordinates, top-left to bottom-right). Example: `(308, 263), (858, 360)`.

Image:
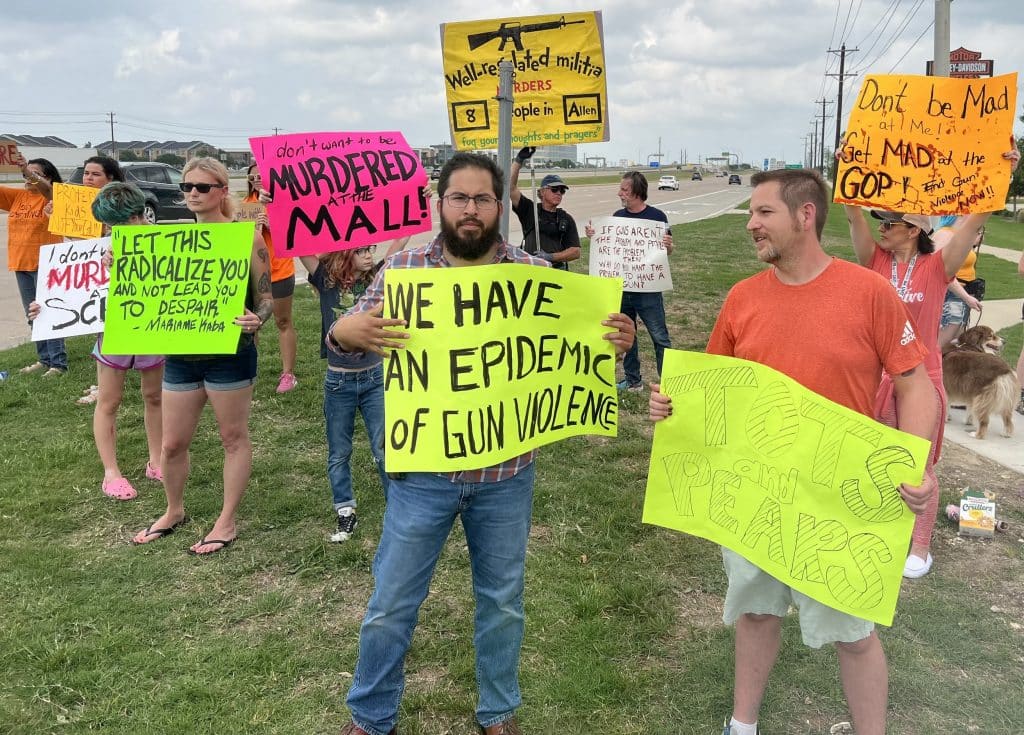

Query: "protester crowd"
(2, 138), (1023, 735)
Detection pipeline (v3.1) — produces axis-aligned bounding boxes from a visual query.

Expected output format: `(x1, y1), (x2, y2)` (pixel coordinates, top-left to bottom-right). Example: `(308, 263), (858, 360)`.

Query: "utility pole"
(108, 112), (117, 160)
(933, 0), (951, 77)
(827, 44), (858, 160)
(810, 124), (817, 170)
(814, 99), (834, 173)
(272, 127), (281, 135)
(802, 135), (811, 168)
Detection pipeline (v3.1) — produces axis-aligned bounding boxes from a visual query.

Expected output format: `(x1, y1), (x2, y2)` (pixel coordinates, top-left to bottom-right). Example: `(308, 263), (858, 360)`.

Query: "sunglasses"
(879, 221), (911, 231)
(179, 182), (226, 193)
(548, 187), (568, 195)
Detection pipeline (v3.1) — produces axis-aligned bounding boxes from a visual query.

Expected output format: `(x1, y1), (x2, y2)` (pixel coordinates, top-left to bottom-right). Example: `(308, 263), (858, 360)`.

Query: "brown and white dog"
(942, 325), (1020, 439)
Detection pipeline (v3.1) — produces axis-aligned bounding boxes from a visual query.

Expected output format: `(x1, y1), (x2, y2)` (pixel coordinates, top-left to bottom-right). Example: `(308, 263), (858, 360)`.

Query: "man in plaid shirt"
(331, 152), (635, 735)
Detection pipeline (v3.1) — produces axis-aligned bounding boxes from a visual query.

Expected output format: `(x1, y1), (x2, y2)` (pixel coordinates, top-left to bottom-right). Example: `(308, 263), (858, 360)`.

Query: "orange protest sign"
(835, 72), (1018, 214)
(0, 139), (25, 173)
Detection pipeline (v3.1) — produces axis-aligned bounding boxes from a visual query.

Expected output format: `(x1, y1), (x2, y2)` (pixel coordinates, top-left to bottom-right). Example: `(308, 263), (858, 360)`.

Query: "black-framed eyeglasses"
(179, 182), (226, 193)
(879, 221), (910, 231)
(352, 246), (374, 256)
(443, 193), (499, 211)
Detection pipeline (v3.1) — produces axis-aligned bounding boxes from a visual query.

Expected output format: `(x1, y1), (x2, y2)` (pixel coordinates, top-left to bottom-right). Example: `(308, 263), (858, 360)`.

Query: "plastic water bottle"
(0, 370), (8, 382)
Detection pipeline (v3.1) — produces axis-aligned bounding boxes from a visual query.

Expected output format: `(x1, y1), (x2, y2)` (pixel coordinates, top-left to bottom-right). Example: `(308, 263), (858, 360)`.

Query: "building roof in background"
(0, 134), (78, 147)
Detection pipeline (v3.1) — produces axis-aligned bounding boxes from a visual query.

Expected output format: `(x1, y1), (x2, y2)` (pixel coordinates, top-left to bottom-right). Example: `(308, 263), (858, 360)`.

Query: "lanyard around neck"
(890, 253), (918, 300)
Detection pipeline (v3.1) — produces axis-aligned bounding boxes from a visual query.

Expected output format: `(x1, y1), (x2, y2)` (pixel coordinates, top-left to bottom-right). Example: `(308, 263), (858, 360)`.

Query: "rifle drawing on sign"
(467, 16), (585, 51)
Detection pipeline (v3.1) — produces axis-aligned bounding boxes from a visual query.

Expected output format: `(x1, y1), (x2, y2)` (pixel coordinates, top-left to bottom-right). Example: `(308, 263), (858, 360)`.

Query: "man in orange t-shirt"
(0, 158), (67, 374)
(650, 169), (936, 735)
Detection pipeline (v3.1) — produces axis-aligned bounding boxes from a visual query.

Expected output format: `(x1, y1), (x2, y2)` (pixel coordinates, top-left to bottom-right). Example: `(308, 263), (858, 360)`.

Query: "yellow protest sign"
(383, 264), (622, 472)
(49, 183), (103, 239)
(835, 72), (1018, 214)
(102, 222), (255, 355)
(643, 351), (932, 626)
(440, 11), (609, 150)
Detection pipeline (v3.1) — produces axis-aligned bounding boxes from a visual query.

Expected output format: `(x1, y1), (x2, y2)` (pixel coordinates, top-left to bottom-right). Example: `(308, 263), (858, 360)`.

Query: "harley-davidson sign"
(926, 47), (993, 78)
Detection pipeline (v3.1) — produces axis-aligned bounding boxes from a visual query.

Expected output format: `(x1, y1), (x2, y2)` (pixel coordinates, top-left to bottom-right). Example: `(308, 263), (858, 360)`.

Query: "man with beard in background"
(328, 152), (635, 735)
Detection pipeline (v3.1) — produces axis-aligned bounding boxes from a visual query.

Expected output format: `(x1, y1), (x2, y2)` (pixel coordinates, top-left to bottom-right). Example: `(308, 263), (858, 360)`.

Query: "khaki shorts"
(721, 548), (874, 649)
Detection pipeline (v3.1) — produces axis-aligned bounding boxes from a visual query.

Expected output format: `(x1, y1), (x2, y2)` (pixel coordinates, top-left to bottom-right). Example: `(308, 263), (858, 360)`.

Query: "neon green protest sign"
(383, 264), (622, 472)
(643, 351), (931, 626)
(103, 222), (254, 355)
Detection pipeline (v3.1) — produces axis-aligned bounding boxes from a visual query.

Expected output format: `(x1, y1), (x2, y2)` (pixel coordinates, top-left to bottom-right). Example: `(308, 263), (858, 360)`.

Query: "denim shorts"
(721, 548), (874, 649)
(162, 344), (257, 392)
(940, 291), (969, 329)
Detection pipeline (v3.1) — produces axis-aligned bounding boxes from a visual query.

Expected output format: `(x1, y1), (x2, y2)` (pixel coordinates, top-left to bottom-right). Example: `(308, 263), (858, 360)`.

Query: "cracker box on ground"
(959, 489), (996, 538)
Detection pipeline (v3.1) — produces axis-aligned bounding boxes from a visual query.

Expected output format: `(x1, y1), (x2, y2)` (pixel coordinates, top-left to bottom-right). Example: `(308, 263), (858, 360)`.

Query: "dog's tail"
(974, 373), (1022, 438)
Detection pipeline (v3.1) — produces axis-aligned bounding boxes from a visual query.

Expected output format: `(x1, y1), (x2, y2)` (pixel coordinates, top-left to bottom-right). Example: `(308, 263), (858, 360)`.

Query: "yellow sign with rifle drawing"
(440, 11), (609, 150)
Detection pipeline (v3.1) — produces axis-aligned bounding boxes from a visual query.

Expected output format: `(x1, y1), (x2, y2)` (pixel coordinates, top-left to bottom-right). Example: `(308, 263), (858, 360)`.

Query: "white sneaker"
(903, 553), (933, 579)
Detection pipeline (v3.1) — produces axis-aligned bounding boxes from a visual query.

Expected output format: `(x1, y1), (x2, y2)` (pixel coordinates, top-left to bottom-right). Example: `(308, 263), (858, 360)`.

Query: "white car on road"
(657, 175), (679, 191)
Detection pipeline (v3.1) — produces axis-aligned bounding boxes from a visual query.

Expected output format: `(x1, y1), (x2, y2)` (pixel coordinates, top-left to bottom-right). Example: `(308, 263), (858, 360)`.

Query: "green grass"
(1, 204), (1023, 734)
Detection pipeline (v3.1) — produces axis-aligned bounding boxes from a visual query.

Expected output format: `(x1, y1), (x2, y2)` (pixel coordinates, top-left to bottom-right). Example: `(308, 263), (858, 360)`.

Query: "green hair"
(90, 182), (146, 225)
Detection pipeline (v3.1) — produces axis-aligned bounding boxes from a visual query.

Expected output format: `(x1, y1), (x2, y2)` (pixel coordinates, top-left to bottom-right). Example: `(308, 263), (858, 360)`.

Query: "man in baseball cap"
(508, 147), (581, 271)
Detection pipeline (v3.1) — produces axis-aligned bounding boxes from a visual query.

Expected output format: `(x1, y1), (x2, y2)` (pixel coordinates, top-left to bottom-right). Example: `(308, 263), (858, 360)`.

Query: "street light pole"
(933, 0), (951, 77)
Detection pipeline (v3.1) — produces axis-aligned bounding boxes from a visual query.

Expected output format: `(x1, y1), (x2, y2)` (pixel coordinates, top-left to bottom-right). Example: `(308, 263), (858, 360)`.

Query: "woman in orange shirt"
(245, 163), (298, 393)
(0, 158), (66, 375)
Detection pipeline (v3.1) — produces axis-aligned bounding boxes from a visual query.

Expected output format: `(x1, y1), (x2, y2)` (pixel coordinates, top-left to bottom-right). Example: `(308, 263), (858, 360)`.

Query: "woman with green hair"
(29, 182), (165, 501)
(89, 182), (166, 500)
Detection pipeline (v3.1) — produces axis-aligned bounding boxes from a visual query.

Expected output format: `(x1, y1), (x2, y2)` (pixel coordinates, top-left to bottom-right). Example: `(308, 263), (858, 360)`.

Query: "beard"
(440, 214), (501, 260)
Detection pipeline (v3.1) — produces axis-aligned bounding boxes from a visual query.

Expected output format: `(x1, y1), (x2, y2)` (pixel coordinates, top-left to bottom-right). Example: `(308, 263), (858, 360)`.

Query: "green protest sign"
(102, 222), (254, 355)
(643, 350), (931, 626)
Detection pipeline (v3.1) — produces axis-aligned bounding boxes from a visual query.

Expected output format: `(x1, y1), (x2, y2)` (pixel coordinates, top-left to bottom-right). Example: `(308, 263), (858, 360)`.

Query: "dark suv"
(68, 162), (194, 223)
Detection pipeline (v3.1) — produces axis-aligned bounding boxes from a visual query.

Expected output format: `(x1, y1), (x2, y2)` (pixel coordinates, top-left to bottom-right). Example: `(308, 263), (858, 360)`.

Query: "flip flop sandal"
(188, 537), (235, 556)
(76, 390), (100, 405)
(101, 477), (137, 501)
(131, 517), (189, 545)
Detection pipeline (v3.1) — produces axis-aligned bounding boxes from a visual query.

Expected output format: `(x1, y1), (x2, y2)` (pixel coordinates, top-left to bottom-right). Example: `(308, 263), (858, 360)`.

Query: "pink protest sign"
(249, 131), (431, 256)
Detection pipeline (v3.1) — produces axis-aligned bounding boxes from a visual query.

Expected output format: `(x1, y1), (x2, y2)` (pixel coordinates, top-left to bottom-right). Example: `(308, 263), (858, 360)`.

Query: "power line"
(841, 0), (866, 46)
(118, 113), (259, 134)
(852, 0), (927, 75)
(888, 19), (934, 72)
(837, 0), (858, 48)
(850, 0), (901, 51)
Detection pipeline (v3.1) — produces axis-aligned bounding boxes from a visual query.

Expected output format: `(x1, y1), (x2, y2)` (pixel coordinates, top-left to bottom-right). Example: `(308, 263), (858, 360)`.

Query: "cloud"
(116, 29), (183, 78)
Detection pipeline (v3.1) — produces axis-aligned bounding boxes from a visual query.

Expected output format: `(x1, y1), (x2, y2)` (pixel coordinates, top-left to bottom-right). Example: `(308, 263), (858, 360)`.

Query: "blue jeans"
(15, 270), (67, 370)
(346, 463), (536, 734)
(324, 365), (387, 509)
(620, 291), (670, 386)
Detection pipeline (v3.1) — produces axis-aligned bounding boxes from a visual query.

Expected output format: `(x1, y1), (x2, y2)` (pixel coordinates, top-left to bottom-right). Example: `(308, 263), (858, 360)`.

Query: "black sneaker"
(330, 507), (358, 543)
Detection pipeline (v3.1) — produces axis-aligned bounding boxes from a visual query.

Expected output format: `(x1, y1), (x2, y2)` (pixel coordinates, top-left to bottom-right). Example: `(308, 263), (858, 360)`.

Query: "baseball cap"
(870, 209), (933, 236)
(540, 174), (568, 190)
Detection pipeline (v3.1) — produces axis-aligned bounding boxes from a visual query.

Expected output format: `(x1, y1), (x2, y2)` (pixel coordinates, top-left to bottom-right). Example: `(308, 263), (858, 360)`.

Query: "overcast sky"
(2, 0), (1020, 167)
